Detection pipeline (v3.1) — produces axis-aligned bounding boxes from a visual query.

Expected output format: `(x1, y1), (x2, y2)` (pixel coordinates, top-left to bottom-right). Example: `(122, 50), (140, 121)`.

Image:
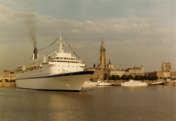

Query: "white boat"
(121, 80), (148, 87)
(150, 80), (165, 85)
(15, 33), (94, 91)
(97, 81), (114, 86)
(83, 80), (100, 87)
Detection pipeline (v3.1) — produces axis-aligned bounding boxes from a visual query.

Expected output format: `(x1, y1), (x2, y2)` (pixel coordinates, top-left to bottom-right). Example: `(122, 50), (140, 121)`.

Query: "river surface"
(0, 85), (176, 121)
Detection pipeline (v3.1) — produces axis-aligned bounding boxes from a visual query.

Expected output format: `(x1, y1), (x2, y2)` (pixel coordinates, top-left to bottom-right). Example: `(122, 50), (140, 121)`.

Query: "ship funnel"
(33, 48), (38, 59)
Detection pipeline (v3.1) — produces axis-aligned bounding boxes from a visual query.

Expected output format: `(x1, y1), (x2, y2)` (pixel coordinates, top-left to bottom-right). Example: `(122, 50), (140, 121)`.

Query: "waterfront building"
(162, 62), (176, 79)
(147, 62), (176, 79)
(170, 70), (176, 78)
(153, 71), (164, 79)
(125, 65), (145, 78)
(0, 70), (15, 82)
(108, 69), (125, 78)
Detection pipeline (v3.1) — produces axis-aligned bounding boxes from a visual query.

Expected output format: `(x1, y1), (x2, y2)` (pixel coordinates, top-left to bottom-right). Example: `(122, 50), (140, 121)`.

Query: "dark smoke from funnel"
(25, 1), (38, 59)
(25, 0), (37, 49)
(25, 13), (37, 49)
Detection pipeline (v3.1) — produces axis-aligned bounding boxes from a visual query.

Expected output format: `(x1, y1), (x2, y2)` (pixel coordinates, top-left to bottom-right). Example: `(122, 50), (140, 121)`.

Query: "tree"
(116, 75), (121, 80)
(144, 75), (148, 80)
(153, 75), (158, 80)
(148, 75), (154, 80)
(140, 75), (144, 80)
(90, 79), (94, 82)
(108, 76), (113, 80)
(112, 75), (117, 80)
(121, 75), (127, 80)
(135, 75), (140, 80)
(104, 77), (107, 80)
(127, 75), (133, 80)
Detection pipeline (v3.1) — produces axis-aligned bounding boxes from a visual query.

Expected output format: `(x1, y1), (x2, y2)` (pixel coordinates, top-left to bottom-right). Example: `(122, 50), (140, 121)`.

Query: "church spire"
(98, 39), (106, 69)
(101, 39), (105, 49)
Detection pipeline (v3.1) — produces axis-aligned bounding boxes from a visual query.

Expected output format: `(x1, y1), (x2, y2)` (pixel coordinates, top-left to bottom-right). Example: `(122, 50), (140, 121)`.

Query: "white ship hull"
(16, 71), (94, 91)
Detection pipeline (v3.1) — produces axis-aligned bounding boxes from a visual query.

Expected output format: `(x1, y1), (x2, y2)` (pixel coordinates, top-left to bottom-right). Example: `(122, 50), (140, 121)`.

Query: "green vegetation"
(127, 75), (133, 80)
(121, 75), (127, 80)
(107, 74), (159, 81)
(90, 79), (94, 82)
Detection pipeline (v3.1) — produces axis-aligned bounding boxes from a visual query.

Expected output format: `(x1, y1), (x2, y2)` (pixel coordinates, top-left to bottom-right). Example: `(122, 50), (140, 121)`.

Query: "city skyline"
(0, 0), (175, 72)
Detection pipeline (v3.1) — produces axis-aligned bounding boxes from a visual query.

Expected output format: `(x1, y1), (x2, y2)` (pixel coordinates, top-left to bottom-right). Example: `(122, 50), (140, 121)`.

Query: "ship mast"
(57, 32), (64, 53)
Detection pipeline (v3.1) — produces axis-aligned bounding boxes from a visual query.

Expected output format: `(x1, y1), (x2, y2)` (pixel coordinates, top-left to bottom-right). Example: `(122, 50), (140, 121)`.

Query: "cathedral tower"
(98, 39), (107, 69)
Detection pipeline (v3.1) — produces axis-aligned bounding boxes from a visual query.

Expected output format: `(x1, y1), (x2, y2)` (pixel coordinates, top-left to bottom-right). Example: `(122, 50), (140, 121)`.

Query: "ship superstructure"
(15, 33), (94, 91)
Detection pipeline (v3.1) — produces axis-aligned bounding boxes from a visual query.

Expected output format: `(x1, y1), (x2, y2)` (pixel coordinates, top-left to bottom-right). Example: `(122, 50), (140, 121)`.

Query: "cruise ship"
(15, 34), (94, 91)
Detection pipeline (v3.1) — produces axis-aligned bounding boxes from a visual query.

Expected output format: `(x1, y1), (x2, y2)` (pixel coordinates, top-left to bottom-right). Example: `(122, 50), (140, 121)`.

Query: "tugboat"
(15, 33), (94, 91)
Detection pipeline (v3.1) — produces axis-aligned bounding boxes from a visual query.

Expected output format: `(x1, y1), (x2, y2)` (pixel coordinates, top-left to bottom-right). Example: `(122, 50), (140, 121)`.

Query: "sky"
(0, 0), (176, 73)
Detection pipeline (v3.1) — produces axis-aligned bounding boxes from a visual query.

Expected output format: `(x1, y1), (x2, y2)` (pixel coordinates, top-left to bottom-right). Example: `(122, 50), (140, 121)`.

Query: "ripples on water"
(0, 86), (176, 121)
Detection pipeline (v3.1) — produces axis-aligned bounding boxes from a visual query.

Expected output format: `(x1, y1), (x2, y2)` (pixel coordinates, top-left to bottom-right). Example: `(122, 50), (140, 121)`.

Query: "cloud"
(0, 3), (176, 72)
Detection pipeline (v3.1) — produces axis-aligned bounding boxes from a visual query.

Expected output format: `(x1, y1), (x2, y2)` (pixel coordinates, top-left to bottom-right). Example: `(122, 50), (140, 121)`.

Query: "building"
(97, 40), (106, 69)
(86, 39), (145, 80)
(162, 62), (171, 71)
(108, 69), (125, 78)
(125, 65), (145, 78)
(107, 60), (114, 70)
(162, 62), (176, 79)
(86, 40), (113, 80)
(170, 70), (176, 78)
(0, 70), (15, 82)
(147, 62), (176, 79)
(154, 71), (164, 79)
(108, 65), (145, 78)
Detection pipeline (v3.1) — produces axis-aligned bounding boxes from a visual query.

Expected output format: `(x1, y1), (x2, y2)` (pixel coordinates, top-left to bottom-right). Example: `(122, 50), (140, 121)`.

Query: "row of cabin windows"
(53, 60), (81, 63)
(53, 57), (76, 60)
(58, 65), (79, 67)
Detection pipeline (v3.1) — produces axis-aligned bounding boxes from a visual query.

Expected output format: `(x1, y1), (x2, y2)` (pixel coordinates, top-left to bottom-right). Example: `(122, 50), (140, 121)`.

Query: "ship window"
(60, 57), (63, 59)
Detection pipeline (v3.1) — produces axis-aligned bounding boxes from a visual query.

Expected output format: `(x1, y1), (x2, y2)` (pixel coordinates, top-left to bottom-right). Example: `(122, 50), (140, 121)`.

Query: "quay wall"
(108, 80), (176, 86)
(164, 81), (176, 86)
(0, 82), (16, 87)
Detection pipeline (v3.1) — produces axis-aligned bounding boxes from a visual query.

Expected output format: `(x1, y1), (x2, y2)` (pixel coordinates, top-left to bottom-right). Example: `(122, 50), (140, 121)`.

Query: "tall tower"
(98, 39), (107, 69)
(162, 62), (171, 71)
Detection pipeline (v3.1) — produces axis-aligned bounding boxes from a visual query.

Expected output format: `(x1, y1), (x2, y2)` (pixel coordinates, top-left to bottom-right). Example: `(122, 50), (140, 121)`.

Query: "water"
(0, 86), (176, 121)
